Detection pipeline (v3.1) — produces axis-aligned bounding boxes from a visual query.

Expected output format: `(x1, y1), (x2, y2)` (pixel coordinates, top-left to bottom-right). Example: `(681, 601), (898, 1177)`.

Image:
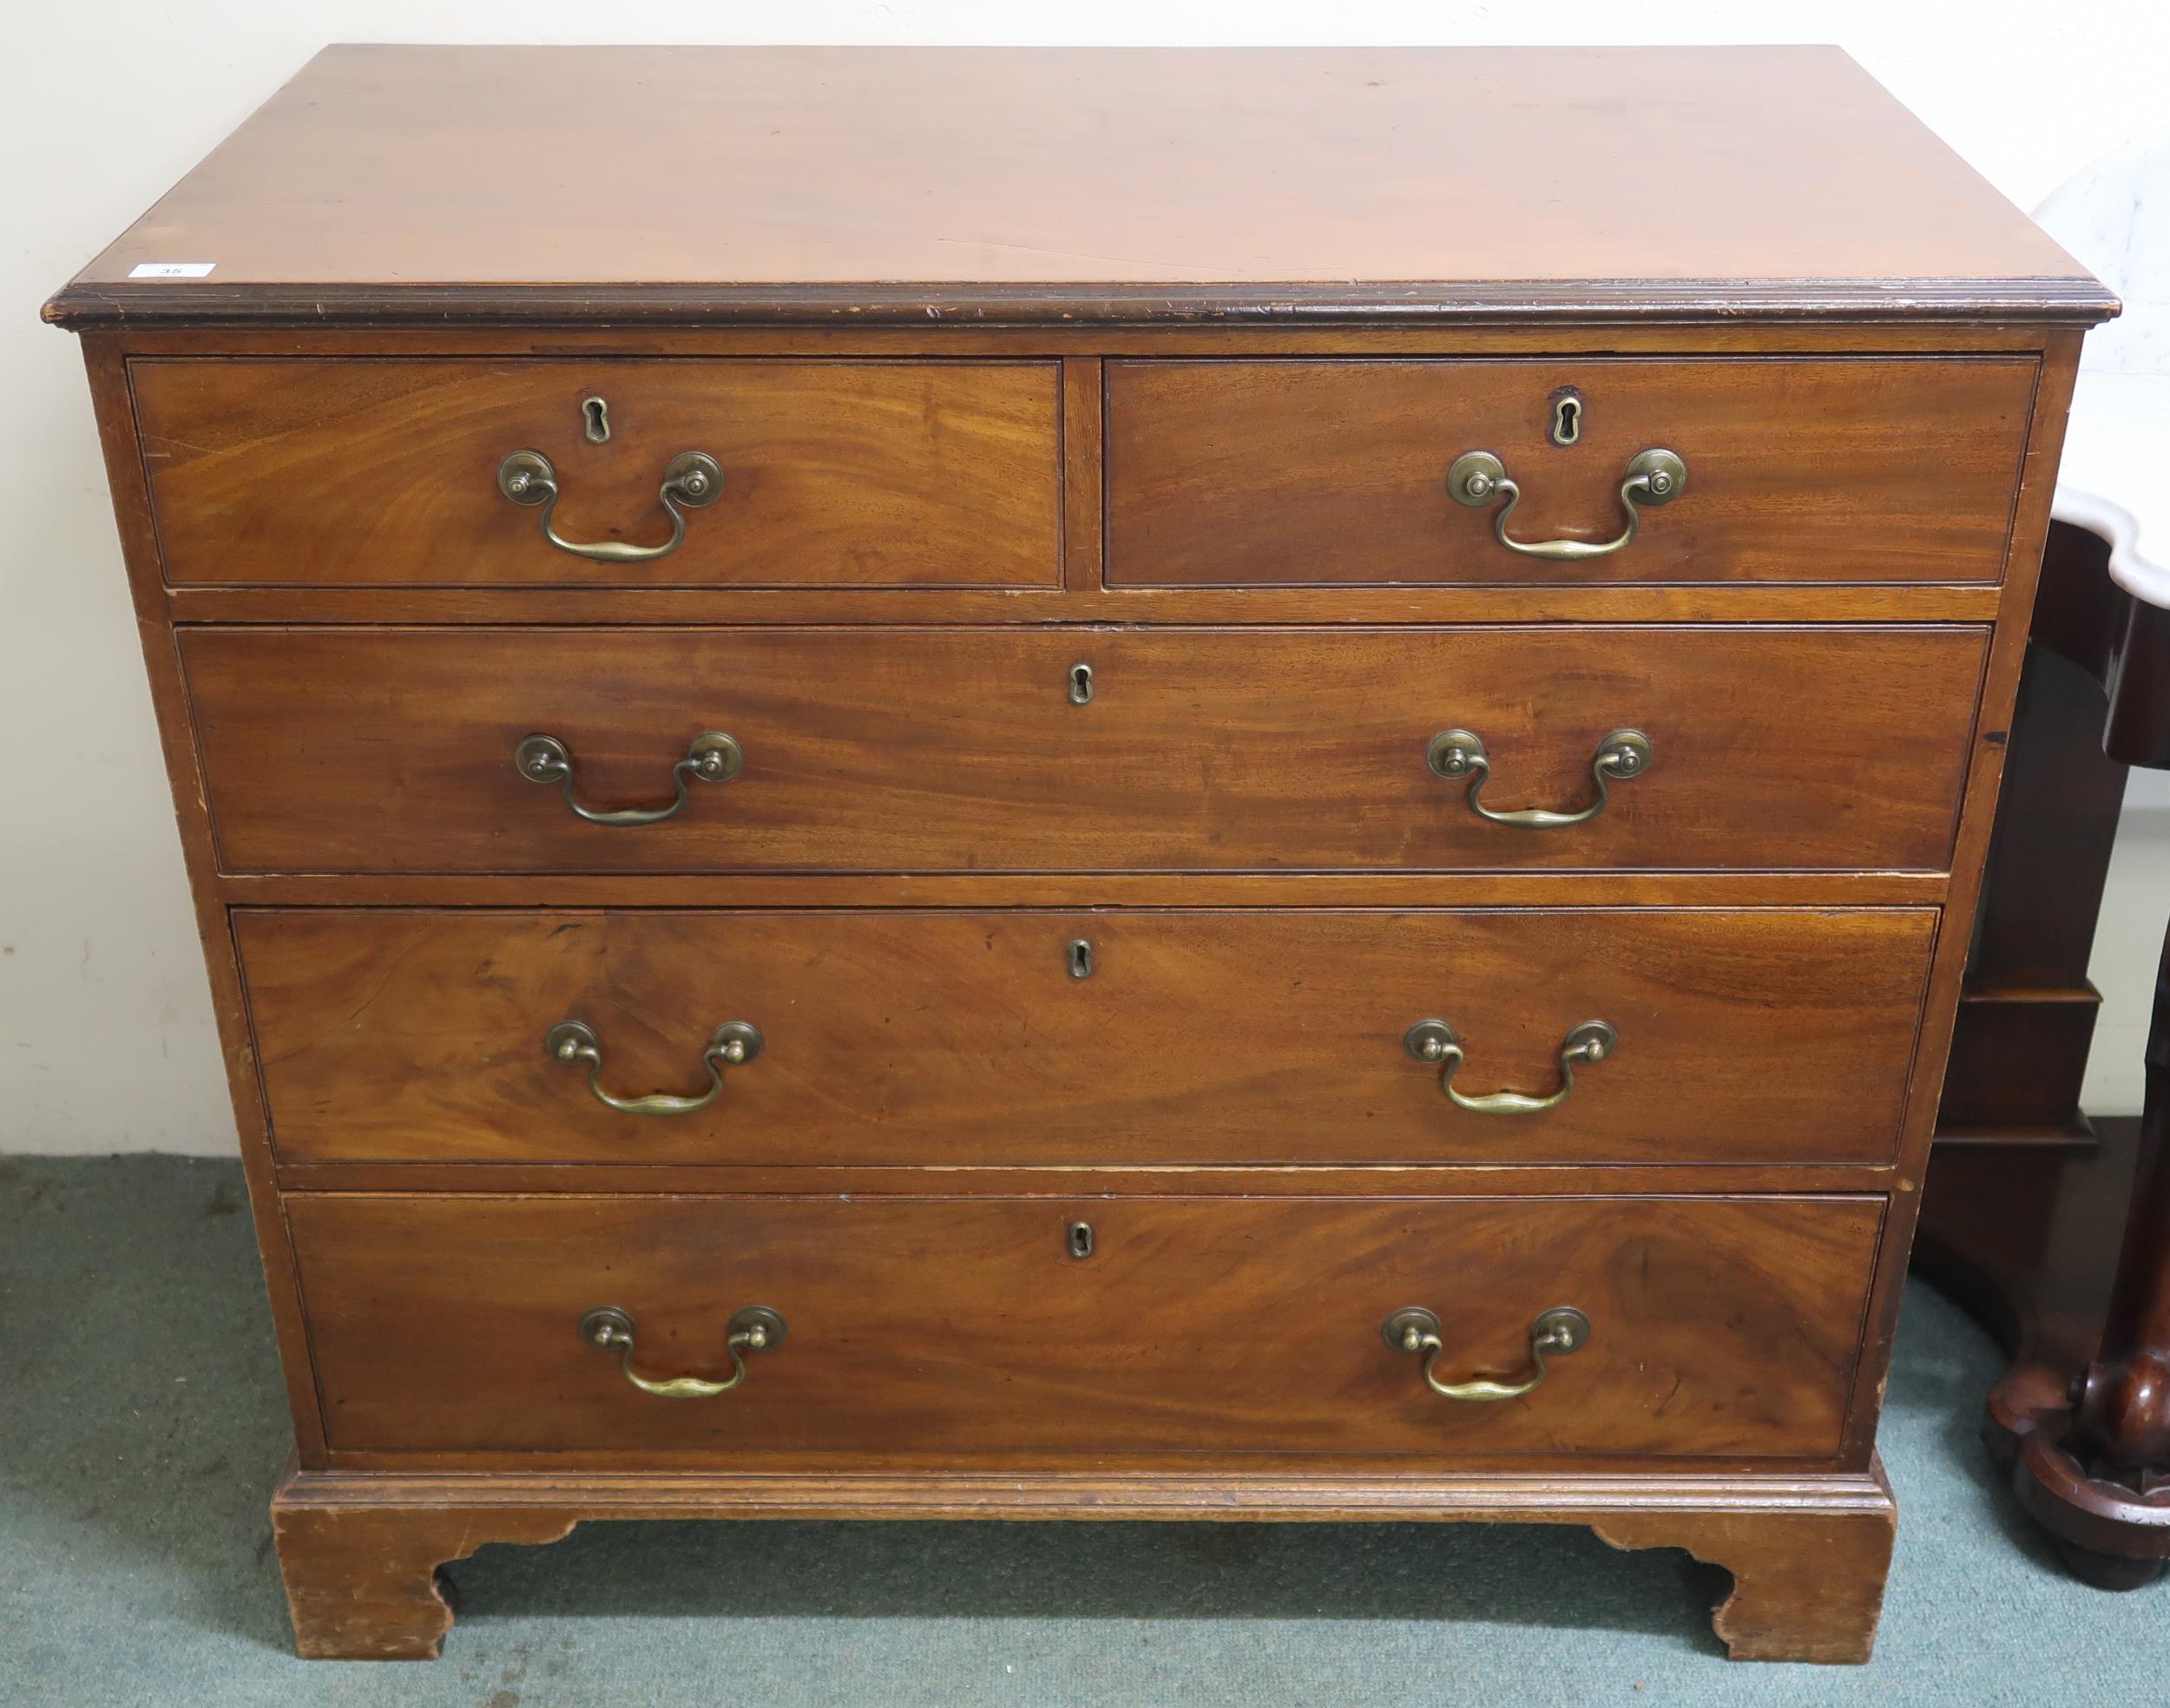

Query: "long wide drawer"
(1105, 357), (2035, 586)
(288, 1192), (1884, 1459)
(182, 626), (1986, 874)
(131, 358), (1064, 588)
(239, 907), (1938, 1166)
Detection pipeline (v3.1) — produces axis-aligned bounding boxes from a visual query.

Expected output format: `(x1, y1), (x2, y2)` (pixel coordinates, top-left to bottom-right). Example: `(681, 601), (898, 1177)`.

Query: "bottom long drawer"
(289, 1193), (1883, 1460)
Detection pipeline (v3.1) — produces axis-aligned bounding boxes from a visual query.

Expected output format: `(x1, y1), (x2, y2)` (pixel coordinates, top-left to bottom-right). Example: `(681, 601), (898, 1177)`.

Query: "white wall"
(4, 2), (2167, 1154)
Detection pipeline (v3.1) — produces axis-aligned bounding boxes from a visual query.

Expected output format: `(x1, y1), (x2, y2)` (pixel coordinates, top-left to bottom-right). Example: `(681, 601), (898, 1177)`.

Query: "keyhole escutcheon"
(582, 396), (611, 444)
(1550, 391), (1582, 447)
(1069, 661), (1095, 705)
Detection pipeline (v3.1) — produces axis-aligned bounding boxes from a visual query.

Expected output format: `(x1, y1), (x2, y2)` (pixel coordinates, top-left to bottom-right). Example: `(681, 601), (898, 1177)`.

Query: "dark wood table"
(1917, 516), (2170, 1585)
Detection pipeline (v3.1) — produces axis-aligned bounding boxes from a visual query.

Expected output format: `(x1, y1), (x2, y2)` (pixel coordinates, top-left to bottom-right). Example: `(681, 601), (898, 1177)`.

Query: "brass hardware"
(515, 730), (742, 826)
(496, 447), (722, 562)
(1069, 661), (1095, 705)
(1549, 390), (1583, 447)
(1404, 1019), (1616, 1115)
(1425, 727), (1650, 828)
(1446, 446), (1686, 559)
(582, 395), (611, 444)
(546, 1018), (763, 1116)
(1067, 1220), (1095, 1258)
(1382, 1304), (1590, 1402)
(1067, 938), (1095, 980)
(579, 1304), (785, 1399)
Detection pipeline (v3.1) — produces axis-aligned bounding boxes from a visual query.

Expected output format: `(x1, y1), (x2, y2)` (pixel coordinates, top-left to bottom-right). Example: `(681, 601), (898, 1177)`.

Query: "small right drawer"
(1104, 357), (2035, 587)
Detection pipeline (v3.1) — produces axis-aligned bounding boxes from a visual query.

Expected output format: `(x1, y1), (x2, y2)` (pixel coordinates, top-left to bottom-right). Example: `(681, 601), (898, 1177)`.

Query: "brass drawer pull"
(1426, 726), (1651, 828)
(1446, 446), (1687, 560)
(1404, 1018), (1616, 1115)
(496, 448), (723, 562)
(546, 1019), (763, 1116)
(515, 730), (743, 826)
(579, 1304), (785, 1399)
(1383, 1305), (1590, 1402)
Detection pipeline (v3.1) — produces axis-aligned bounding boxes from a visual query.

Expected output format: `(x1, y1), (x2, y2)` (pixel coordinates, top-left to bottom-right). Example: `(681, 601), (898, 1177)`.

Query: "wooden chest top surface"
(44, 43), (2110, 327)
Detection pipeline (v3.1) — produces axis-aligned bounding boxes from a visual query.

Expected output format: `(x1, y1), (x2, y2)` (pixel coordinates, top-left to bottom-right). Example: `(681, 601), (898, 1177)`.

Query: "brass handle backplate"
(1404, 1019), (1617, 1115)
(579, 1304), (785, 1399)
(1383, 1304), (1591, 1402)
(547, 1019), (763, 1116)
(516, 730), (743, 826)
(1426, 727), (1650, 828)
(496, 448), (723, 562)
(1447, 446), (1687, 560)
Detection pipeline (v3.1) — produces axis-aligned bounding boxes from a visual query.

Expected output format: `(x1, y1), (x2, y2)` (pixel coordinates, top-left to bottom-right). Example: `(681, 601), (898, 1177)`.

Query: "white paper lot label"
(128, 262), (215, 279)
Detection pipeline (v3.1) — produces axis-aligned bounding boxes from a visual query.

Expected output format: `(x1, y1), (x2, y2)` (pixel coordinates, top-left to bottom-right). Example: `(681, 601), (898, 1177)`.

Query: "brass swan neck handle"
(1447, 447), (1687, 560)
(515, 730), (743, 827)
(579, 1305), (786, 1399)
(1404, 1019), (1616, 1116)
(1426, 727), (1651, 829)
(546, 1019), (763, 1116)
(1383, 1305), (1591, 1402)
(497, 448), (723, 563)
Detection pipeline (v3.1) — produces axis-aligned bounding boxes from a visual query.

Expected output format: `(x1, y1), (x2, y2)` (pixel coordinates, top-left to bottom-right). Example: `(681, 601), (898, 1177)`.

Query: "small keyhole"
(1067, 1221), (1095, 1259)
(1067, 938), (1095, 980)
(1068, 662), (1095, 706)
(582, 396), (610, 444)
(1550, 393), (1581, 447)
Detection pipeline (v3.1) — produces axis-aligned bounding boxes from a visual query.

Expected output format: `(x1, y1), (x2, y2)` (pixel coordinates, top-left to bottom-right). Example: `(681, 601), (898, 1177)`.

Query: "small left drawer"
(130, 358), (1064, 588)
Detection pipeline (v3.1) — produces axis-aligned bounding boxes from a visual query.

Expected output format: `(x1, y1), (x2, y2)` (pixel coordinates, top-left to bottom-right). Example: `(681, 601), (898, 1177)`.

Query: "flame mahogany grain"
(133, 358), (1064, 589)
(179, 625), (1989, 877)
(236, 906), (1937, 1168)
(1105, 358), (2035, 588)
(284, 1192), (1884, 1461)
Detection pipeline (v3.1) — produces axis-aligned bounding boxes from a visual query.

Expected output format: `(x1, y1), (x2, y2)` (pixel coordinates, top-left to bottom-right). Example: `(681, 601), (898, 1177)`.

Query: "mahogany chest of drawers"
(45, 44), (2114, 1663)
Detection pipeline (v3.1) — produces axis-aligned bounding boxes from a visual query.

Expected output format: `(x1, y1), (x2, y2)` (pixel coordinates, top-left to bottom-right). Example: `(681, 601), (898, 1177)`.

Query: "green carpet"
(2, 1154), (2160, 1706)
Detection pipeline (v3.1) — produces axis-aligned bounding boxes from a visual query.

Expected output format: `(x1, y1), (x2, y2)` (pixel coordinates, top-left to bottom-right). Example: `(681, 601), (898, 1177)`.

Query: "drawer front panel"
(132, 358), (1063, 588)
(240, 907), (1937, 1167)
(1106, 358), (2035, 586)
(290, 1193), (1883, 1458)
(183, 626), (1985, 874)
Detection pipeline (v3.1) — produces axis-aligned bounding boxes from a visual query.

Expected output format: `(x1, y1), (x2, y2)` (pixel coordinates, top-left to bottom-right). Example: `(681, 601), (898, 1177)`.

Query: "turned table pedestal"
(1918, 311), (2170, 1582)
(1918, 512), (2170, 1584)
